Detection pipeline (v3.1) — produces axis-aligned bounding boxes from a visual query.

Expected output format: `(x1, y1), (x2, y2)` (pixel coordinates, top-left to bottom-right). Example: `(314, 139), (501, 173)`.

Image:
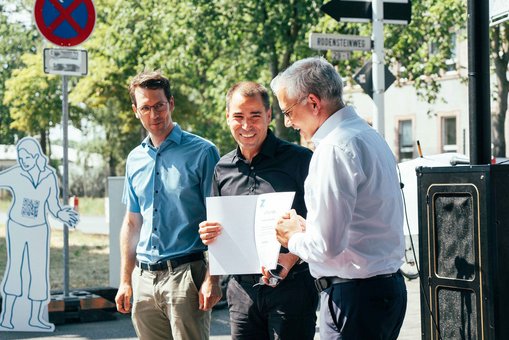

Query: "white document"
(206, 192), (295, 275)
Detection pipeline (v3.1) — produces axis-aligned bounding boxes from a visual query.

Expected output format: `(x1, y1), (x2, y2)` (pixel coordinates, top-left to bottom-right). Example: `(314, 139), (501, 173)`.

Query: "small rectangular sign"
(309, 33), (371, 51)
(490, 0), (509, 25)
(43, 48), (88, 76)
(331, 51), (352, 60)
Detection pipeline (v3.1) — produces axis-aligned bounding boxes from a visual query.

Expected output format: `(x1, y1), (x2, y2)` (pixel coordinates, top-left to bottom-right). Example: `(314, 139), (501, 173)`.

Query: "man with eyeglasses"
(198, 82), (318, 340)
(271, 57), (407, 340)
(115, 70), (222, 340)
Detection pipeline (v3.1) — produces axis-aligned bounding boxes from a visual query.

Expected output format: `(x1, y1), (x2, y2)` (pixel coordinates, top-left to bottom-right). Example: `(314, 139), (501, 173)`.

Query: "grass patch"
(76, 197), (105, 216)
(0, 224), (110, 290)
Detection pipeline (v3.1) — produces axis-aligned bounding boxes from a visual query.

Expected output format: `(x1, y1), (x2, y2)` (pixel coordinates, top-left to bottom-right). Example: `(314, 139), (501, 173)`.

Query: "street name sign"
(309, 33), (371, 51)
(43, 48), (88, 76)
(490, 0), (509, 25)
(321, 0), (412, 25)
(34, 0), (96, 47)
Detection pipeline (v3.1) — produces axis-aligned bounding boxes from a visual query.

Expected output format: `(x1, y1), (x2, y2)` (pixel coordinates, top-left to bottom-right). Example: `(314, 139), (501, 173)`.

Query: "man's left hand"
(199, 273), (222, 311)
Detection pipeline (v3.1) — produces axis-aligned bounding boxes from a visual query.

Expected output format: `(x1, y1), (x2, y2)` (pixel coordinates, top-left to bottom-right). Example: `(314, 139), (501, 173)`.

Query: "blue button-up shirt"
(123, 124), (220, 263)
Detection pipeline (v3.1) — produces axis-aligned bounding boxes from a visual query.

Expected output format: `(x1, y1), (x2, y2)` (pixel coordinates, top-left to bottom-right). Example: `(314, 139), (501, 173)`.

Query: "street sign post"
(43, 48), (88, 76)
(321, 0), (411, 25)
(34, 0), (96, 47)
(309, 33), (371, 51)
(34, 0), (96, 300)
(320, 0), (411, 136)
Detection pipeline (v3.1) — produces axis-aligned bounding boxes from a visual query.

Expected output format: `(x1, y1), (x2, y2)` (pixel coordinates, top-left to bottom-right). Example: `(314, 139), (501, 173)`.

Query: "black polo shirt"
(212, 130), (312, 217)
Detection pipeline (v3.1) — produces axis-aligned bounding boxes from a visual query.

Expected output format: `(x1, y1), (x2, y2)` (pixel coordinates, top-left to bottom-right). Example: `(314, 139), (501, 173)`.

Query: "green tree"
(220, 0), (324, 141)
(318, 1), (509, 157)
(3, 53), (84, 154)
(71, 0), (325, 166)
(0, 3), (37, 144)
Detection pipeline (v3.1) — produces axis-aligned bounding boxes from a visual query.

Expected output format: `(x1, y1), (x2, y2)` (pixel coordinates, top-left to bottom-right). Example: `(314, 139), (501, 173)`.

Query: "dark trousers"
(320, 271), (407, 340)
(227, 271), (318, 340)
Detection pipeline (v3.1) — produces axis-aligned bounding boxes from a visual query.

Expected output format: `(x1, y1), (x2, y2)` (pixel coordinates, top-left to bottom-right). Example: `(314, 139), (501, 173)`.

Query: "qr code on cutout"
(21, 198), (40, 219)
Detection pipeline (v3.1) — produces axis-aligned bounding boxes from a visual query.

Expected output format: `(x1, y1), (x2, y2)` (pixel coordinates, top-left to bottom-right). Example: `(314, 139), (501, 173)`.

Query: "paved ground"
(0, 278), (421, 339)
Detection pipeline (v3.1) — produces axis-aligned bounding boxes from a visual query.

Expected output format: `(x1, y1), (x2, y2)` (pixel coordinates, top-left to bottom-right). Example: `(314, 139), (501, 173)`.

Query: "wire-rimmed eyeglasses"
(137, 101), (168, 116)
(281, 96), (306, 118)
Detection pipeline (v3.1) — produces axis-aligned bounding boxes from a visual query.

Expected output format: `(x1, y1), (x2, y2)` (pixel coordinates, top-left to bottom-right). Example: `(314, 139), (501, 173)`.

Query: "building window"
(398, 119), (413, 161)
(429, 32), (457, 73)
(442, 116), (457, 152)
(445, 32), (457, 72)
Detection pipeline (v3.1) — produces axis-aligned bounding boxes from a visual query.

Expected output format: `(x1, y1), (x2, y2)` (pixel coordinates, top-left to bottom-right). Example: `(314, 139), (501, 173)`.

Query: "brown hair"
(128, 70), (172, 107)
(226, 81), (270, 112)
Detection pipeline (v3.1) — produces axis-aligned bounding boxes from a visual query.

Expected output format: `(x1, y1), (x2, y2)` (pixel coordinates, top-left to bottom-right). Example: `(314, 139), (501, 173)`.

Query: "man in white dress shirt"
(271, 56), (407, 340)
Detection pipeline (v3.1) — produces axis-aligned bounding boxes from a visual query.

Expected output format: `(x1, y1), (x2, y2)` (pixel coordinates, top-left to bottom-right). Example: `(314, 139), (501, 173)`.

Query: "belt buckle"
(314, 277), (329, 293)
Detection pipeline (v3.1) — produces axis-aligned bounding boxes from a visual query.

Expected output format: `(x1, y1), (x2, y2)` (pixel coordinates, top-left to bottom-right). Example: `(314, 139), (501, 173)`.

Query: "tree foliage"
(2, 0), (508, 178)
(0, 2), (37, 144)
(70, 0), (323, 175)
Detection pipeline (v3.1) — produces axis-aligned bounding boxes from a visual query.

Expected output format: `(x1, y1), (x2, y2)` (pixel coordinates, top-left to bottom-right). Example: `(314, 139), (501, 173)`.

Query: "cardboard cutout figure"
(0, 137), (79, 332)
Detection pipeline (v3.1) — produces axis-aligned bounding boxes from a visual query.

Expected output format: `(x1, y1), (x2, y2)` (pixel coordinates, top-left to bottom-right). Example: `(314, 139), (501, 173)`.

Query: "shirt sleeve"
(122, 163), (140, 213)
(289, 143), (365, 262)
(199, 144), (220, 202)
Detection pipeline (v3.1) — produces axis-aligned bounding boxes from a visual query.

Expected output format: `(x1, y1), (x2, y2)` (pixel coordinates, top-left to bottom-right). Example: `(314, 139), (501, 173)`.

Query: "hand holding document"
(205, 192), (295, 275)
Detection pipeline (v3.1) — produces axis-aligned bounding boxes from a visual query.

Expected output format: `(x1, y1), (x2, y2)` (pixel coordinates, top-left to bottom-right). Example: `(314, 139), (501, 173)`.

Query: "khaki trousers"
(131, 259), (210, 340)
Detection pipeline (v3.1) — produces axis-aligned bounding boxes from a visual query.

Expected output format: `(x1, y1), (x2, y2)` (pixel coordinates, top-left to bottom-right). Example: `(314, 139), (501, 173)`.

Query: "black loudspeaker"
(417, 164), (509, 340)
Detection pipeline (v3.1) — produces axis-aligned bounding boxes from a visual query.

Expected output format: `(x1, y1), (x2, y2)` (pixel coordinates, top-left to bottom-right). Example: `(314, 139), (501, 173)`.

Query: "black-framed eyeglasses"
(281, 96), (306, 118)
(137, 101), (168, 116)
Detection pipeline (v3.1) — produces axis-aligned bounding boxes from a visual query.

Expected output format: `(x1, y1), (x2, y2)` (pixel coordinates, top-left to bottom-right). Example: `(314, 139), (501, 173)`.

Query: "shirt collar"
(141, 123), (182, 151)
(311, 106), (356, 147)
(233, 129), (276, 162)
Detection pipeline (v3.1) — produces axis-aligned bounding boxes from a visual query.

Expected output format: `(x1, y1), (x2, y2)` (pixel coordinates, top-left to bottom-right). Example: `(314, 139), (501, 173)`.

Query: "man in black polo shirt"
(199, 81), (318, 340)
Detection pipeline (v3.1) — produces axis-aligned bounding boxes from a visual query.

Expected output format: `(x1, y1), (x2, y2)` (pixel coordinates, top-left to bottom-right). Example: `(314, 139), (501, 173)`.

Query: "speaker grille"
(437, 287), (478, 339)
(434, 194), (475, 280)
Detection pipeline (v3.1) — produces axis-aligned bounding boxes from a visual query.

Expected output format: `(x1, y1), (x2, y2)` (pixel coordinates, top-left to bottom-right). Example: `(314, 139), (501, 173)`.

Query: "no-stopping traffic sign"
(34, 0), (96, 47)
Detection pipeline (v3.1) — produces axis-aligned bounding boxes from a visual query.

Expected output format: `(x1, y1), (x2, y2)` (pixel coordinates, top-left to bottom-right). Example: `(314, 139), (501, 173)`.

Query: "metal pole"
(62, 75), (70, 297)
(467, 0), (491, 164)
(372, 0), (385, 137)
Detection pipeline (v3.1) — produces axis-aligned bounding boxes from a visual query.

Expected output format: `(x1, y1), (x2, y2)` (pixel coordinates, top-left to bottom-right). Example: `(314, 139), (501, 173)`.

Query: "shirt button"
(250, 166), (254, 170)
(155, 190), (159, 194)
(152, 246), (156, 249)
(154, 228), (157, 231)
(156, 172), (160, 175)
(154, 208), (158, 212)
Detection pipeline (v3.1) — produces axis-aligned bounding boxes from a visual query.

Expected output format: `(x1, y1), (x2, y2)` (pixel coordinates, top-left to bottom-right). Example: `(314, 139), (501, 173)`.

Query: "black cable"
(397, 163), (443, 340)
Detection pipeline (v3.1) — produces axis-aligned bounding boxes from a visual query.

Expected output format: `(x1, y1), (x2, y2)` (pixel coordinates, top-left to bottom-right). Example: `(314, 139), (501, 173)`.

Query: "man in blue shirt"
(115, 71), (222, 340)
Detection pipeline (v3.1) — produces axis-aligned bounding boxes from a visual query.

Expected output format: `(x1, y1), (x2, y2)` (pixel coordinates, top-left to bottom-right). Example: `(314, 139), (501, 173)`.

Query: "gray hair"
(270, 56), (343, 107)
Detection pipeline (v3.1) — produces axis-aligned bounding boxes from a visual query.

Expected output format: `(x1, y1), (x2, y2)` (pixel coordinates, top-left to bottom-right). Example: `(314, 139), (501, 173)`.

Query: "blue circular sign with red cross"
(34, 0), (96, 47)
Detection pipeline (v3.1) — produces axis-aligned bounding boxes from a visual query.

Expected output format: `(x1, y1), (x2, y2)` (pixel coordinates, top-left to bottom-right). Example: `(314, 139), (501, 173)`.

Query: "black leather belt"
(314, 270), (401, 293)
(136, 252), (204, 272)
